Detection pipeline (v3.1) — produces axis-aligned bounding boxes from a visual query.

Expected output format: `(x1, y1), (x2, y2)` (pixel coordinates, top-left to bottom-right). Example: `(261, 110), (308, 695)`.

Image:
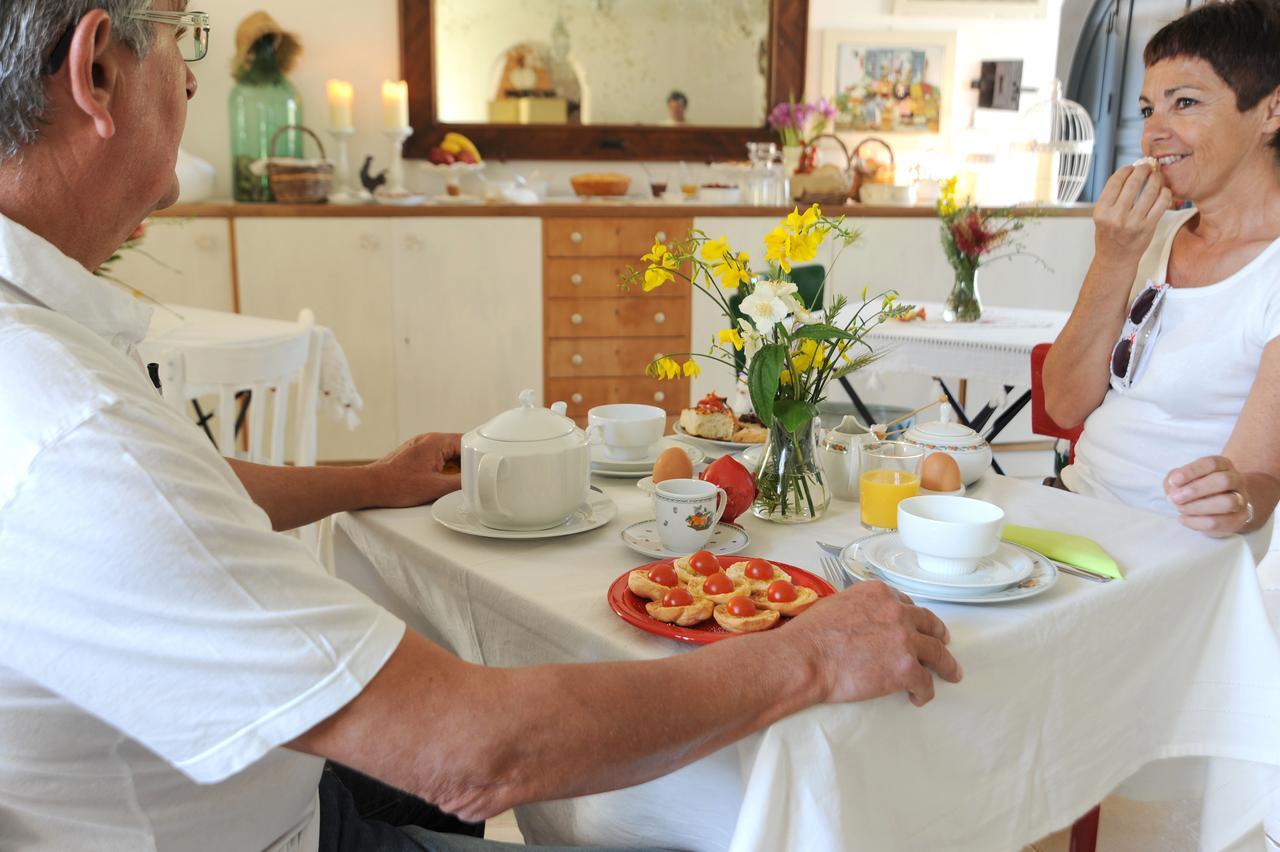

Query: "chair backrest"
(1030, 342), (1084, 462)
(159, 312), (321, 467)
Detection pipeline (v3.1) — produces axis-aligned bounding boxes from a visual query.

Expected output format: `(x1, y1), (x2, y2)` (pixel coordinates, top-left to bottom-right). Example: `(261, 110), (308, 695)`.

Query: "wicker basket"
(790, 133), (853, 207)
(267, 125), (333, 204)
(849, 137), (896, 202)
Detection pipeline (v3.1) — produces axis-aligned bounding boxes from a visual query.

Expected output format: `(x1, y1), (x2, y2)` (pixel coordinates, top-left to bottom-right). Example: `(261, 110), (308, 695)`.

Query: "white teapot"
(461, 390), (591, 531)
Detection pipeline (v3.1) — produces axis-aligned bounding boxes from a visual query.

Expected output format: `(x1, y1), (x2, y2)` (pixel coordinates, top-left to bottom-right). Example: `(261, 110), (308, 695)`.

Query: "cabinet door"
(391, 218), (542, 436)
(111, 218), (235, 312)
(236, 218), (396, 462)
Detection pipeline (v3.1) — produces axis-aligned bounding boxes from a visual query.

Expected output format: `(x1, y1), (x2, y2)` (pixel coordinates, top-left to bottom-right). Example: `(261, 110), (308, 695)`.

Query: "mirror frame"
(399, 0), (809, 161)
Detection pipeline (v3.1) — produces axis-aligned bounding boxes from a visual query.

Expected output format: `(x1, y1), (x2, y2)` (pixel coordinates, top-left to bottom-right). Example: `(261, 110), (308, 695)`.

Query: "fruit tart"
(687, 570), (750, 604)
(751, 580), (819, 617)
(727, 558), (792, 593)
(627, 563), (683, 602)
(645, 586), (714, 626)
(713, 595), (781, 633)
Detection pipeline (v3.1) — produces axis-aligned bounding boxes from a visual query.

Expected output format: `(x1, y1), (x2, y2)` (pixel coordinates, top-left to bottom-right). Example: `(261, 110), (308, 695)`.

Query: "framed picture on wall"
(821, 30), (955, 137)
(893, 0), (1046, 17)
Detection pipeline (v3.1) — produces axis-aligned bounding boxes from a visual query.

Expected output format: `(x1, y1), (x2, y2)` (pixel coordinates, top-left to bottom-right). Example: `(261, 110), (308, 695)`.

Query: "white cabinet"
(110, 218), (235, 311)
(235, 218), (398, 462)
(390, 218), (542, 437)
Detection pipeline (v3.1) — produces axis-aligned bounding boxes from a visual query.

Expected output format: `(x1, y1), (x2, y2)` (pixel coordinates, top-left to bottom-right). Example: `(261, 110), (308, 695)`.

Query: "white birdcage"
(1024, 80), (1094, 204)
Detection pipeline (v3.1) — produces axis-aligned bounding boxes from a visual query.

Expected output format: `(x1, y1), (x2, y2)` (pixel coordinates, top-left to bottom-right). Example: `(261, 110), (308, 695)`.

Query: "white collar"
(0, 213), (153, 347)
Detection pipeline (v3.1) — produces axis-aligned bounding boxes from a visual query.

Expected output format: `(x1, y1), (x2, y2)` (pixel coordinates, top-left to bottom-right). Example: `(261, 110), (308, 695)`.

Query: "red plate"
(607, 554), (836, 644)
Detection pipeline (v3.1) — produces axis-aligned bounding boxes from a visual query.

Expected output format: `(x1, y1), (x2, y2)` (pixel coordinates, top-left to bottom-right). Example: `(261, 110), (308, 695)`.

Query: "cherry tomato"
(767, 580), (798, 603)
(727, 596), (757, 617)
(689, 550), (720, 577)
(704, 572), (735, 595)
(661, 587), (694, 608)
(745, 558), (775, 580)
(647, 564), (679, 587)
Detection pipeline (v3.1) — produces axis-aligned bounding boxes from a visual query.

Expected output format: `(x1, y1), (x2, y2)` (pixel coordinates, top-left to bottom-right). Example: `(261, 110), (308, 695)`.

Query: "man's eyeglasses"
(46, 10), (210, 75)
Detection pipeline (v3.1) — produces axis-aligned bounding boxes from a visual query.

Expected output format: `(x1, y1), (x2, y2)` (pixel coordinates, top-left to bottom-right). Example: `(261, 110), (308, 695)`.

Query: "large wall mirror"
(399, 0), (809, 160)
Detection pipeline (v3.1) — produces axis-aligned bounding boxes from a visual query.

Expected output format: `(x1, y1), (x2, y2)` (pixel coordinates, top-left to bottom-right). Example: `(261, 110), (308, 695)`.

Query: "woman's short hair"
(1144, 0), (1280, 160)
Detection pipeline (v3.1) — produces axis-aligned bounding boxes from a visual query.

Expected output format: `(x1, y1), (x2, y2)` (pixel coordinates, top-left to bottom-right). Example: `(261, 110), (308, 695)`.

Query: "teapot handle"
(476, 454), (510, 522)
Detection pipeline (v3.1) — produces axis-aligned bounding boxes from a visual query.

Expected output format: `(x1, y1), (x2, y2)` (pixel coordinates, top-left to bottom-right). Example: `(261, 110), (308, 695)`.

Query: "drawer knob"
(571, 354), (584, 367)
(655, 230), (668, 243)
(654, 391), (666, 403)
(654, 312), (666, 325)
(570, 231), (584, 244)
(571, 273), (584, 286)
(570, 313), (584, 326)
(572, 393), (584, 404)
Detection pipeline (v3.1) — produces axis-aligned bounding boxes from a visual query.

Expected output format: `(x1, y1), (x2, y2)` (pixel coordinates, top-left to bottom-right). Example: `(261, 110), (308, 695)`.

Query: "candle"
(326, 80), (354, 130)
(381, 80), (409, 130)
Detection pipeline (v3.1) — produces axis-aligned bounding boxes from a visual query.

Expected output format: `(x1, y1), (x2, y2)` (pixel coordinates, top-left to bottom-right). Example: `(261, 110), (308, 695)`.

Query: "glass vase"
(229, 43), (304, 203)
(943, 265), (983, 323)
(753, 417), (831, 523)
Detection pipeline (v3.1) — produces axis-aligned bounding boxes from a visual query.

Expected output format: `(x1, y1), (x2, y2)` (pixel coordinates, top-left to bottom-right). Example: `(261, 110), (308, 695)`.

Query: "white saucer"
(842, 535), (1058, 604)
(859, 533), (1034, 592)
(431, 490), (616, 540)
(374, 191), (427, 206)
(591, 441), (704, 473)
(620, 519), (749, 559)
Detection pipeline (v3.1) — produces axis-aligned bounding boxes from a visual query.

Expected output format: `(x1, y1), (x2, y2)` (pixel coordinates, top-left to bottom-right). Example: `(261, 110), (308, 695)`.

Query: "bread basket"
(789, 134), (852, 207)
(850, 137), (896, 202)
(267, 125), (334, 204)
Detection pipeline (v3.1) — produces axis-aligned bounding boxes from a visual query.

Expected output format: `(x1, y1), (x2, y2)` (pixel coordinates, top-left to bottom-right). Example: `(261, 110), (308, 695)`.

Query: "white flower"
(737, 318), (764, 357)
(784, 295), (823, 325)
(741, 280), (798, 332)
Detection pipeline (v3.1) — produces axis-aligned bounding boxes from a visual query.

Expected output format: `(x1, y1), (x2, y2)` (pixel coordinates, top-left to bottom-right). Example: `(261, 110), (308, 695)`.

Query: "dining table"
(333, 467), (1280, 851)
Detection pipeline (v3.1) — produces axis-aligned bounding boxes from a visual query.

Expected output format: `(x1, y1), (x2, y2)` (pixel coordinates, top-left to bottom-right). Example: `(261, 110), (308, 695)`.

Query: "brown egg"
(920, 452), (962, 492)
(652, 446), (694, 483)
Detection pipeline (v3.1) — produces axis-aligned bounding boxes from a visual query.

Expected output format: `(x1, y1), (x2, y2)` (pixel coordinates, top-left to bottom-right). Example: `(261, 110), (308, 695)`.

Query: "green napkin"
(1001, 523), (1123, 580)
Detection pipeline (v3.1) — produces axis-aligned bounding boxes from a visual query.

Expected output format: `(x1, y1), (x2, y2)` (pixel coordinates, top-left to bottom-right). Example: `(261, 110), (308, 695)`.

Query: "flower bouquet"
(935, 177), (1036, 322)
(625, 204), (908, 523)
(768, 97), (837, 176)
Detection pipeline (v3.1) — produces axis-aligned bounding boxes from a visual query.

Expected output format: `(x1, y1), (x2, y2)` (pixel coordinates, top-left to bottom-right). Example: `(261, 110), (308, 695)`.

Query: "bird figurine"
(360, 156), (387, 195)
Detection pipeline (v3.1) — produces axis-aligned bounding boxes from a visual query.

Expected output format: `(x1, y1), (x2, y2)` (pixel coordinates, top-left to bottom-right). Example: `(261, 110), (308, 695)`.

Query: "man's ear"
(64, 10), (119, 142)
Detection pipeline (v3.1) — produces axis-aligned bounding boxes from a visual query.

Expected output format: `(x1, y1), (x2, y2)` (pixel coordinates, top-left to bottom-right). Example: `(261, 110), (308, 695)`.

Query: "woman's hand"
(1164, 456), (1252, 536)
(1093, 162), (1173, 264)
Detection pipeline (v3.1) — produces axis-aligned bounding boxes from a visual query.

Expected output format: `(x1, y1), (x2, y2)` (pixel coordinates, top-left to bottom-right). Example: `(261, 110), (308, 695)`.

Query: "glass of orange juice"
(859, 441), (925, 531)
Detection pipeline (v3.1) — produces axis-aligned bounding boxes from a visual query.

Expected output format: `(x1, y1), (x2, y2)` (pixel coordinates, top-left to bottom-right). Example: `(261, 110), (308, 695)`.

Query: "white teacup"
(897, 495), (1005, 576)
(588, 403), (665, 461)
(652, 478), (728, 552)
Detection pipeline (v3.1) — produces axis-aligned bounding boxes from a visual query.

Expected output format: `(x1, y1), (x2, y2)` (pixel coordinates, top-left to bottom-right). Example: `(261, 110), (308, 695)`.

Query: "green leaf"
(748, 344), (786, 425)
(793, 323), (861, 343)
(773, 399), (820, 433)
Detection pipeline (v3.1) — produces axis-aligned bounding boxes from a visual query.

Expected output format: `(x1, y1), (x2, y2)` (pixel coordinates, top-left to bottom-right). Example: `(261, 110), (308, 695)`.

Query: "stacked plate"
(591, 440), (704, 479)
(841, 532), (1058, 604)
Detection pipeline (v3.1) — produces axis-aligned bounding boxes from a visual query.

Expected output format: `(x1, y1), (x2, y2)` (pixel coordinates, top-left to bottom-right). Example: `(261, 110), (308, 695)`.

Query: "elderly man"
(0, 3), (962, 851)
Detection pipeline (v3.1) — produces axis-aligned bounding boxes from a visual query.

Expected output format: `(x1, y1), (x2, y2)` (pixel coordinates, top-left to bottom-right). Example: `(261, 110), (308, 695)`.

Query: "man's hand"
(793, 580), (962, 707)
(365, 433), (463, 509)
(1165, 455), (1252, 536)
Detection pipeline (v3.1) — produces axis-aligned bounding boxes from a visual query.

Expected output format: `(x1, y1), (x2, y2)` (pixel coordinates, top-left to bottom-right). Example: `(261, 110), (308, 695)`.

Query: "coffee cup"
(587, 403), (665, 461)
(652, 478), (728, 552)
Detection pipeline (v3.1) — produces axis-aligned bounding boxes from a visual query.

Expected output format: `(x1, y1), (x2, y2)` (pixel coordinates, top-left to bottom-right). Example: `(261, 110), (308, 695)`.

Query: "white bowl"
(698, 186), (741, 204)
(897, 495), (1004, 576)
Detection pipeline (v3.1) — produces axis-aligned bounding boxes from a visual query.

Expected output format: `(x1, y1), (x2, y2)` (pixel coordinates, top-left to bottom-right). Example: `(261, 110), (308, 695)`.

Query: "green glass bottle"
(229, 36), (303, 202)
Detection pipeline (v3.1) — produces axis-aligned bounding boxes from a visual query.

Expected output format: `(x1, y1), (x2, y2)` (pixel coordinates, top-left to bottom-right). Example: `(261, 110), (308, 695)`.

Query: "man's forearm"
(228, 458), (381, 531)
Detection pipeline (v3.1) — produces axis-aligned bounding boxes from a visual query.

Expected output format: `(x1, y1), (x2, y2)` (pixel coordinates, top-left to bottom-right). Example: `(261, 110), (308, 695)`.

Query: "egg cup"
(646, 597), (714, 626)
(688, 574), (751, 604)
(713, 604), (780, 633)
(627, 568), (682, 602)
(751, 584), (819, 617)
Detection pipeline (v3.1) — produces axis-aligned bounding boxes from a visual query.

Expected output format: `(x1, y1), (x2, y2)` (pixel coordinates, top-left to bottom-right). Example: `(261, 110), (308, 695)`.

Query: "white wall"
(182, 2), (1067, 201)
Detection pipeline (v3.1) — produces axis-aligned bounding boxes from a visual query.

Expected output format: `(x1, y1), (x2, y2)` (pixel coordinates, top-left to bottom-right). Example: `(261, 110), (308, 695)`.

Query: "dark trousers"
(318, 762), (483, 852)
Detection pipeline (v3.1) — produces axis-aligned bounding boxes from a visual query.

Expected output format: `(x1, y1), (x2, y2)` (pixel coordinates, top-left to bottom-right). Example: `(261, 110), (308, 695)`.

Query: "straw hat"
(231, 11), (302, 79)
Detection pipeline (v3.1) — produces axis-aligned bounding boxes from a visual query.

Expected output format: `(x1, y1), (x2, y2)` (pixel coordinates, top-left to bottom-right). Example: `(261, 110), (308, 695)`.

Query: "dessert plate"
(619, 520), (749, 560)
(431, 490), (616, 540)
(607, 555), (834, 644)
(858, 533), (1035, 593)
(841, 537), (1058, 604)
(670, 424), (762, 454)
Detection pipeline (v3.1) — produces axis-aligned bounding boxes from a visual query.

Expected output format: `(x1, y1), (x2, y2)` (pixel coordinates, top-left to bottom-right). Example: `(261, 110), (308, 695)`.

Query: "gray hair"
(0, 1), (155, 161)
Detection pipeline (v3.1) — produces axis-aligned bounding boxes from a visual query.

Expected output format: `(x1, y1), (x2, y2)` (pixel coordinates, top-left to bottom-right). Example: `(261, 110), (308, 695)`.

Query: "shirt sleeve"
(1257, 253), (1280, 346)
(0, 397), (405, 784)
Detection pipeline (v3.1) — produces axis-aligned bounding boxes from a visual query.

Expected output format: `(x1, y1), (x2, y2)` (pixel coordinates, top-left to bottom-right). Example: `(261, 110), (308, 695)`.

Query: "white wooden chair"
(157, 309), (332, 569)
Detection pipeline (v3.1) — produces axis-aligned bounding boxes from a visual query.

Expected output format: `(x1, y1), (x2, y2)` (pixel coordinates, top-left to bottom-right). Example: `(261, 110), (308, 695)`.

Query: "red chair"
(1031, 342), (1084, 464)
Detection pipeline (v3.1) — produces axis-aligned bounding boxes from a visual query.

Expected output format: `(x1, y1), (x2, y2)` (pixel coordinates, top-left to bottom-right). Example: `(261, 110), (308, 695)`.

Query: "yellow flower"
(780, 369), (793, 385)
(764, 227), (794, 273)
(790, 230), (822, 264)
(682, 359), (701, 378)
(791, 339), (826, 373)
(647, 356), (682, 380)
(701, 236), (731, 263)
(937, 177), (960, 218)
(784, 204), (821, 234)
(717, 328), (745, 350)
(644, 266), (674, 291)
(642, 241), (669, 265)
(714, 253), (752, 289)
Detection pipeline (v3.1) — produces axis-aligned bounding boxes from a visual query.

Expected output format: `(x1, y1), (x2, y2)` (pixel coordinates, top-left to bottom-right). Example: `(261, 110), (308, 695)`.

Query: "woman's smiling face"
(1140, 56), (1278, 202)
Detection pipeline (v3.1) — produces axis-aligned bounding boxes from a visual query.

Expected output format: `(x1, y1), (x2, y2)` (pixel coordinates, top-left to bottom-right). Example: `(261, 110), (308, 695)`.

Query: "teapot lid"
(479, 389), (576, 442)
(906, 420), (985, 448)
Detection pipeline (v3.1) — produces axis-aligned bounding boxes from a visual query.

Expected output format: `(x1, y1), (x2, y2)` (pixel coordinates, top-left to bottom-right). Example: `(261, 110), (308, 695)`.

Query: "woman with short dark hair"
(1044, 0), (1280, 554)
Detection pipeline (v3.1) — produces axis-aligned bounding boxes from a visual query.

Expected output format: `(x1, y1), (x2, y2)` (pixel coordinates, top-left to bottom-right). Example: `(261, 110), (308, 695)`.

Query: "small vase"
(753, 417), (831, 523)
(781, 144), (804, 176)
(229, 38), (304, 203)
(944, 265), (983, 323)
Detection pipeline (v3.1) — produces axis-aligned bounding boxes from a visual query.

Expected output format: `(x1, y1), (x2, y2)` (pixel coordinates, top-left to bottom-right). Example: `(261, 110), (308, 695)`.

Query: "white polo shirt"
(0, 213), (405, 851)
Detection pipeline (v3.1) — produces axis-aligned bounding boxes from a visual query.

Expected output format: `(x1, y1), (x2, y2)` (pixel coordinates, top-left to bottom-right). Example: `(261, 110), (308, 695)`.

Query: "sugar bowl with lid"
(462, 390), (591, 531)
(899, 420), (992, 486)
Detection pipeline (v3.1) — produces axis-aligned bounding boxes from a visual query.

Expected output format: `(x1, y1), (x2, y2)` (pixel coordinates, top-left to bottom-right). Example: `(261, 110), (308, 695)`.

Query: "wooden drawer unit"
(543, 217), (690, 258)
(544, 257), (633, 298)
(546, 296), (690, 339)
(546, 336), (688, 379)
(545, 377), (687, 417)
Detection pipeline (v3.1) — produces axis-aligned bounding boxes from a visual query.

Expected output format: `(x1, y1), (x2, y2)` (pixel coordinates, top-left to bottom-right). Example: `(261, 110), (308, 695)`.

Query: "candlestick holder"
(327, 127), (371, 204)
(377, 126), (415, 201)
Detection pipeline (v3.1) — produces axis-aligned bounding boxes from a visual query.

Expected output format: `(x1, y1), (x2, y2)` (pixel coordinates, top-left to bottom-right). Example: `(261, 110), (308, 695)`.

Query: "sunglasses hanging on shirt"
(1110, 280), (1169, 390)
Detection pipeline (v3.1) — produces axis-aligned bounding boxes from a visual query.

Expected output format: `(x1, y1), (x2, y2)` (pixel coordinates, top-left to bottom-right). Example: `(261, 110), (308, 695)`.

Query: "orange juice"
(859, 469), (921, 529)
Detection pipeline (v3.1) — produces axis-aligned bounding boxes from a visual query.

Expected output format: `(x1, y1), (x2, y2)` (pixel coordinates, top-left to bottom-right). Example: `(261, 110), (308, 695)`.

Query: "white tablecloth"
(335, 474), (1280, 851)
(139, 304), (363, 427)
(856, 303), (1069, 386)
